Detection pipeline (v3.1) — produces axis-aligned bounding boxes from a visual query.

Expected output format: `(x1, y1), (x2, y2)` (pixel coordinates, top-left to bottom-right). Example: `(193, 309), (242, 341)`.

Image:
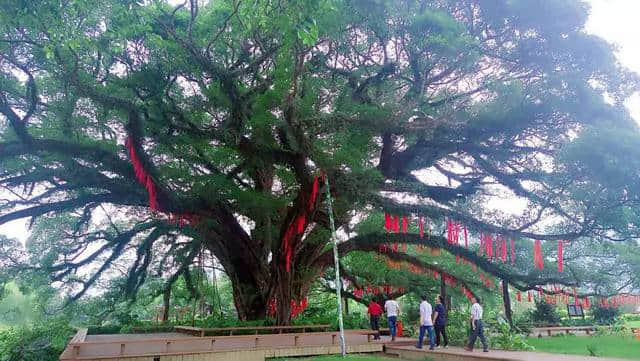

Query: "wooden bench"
(531, 326), (596, 337)
(175, 324), (331, 336)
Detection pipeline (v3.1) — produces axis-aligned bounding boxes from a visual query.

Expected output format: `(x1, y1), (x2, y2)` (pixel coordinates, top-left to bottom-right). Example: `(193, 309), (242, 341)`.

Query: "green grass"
(626, 320), (640, 328)
(527, 335), (640, 360)
(271, 355), (399, 361)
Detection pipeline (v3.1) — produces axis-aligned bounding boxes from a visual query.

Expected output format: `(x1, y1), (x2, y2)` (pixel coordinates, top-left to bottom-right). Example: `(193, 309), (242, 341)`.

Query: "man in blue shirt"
(433, 295), (448, 348)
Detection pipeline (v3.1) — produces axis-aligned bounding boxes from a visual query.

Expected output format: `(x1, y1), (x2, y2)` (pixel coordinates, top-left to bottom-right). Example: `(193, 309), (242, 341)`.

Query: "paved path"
(386, 345), (633, 361)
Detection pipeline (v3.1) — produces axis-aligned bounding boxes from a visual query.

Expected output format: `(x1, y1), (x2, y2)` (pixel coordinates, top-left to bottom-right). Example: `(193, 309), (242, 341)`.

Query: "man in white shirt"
(384, 297), (401, 341)
(465, 296), (488, 352)
(416, 295), (435, 350)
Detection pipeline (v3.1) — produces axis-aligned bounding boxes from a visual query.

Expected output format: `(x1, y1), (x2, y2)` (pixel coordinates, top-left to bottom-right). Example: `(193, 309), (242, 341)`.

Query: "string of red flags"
(557, 240), (564, 273)
(352, 285), (407, 299)
(125, 136), (198, 227)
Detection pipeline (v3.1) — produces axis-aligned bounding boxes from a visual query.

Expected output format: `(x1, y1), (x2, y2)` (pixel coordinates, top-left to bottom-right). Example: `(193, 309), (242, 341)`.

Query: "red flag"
(402, 215), (409, 234)
(527, 291), (532, 302)
(516, 291), (522, 302)
(419, 217), (424, 238)
(501, 236), (507, 263)
(557, 240), (564, 273)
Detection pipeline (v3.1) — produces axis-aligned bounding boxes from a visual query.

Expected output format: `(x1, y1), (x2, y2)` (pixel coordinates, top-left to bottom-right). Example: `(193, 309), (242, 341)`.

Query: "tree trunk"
(162, 287), (171, 322)
(230, 275), (268, 321)
(502, 279), (513, 329)
(440, 275), (449, 315)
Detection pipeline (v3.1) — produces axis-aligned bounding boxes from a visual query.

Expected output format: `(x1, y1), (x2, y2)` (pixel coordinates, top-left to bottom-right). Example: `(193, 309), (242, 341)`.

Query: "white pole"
(324, 175), (347, 356)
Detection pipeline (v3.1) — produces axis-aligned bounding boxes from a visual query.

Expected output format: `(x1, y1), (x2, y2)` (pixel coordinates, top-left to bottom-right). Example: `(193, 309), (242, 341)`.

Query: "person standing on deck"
(465, 296), (489, 352)
(384, 297), (401, 341)
(416, 295), (435, 350)
(367, 299), (382, 340)
(433, 295), (448, 348)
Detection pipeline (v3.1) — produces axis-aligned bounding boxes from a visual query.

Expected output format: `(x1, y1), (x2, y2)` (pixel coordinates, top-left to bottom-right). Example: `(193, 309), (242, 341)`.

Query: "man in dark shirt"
(367, 299), (382, 340)
(433, 295), (448, 348)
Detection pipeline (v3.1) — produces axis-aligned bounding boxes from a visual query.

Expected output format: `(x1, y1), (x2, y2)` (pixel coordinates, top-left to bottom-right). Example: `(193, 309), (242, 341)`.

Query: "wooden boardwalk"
(60, 329), (638, 361)
(59, 330), (387, 360)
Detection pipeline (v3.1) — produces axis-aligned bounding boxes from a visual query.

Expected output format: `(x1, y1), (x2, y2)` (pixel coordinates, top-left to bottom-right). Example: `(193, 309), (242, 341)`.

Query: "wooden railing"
(174, 324), (331, 336)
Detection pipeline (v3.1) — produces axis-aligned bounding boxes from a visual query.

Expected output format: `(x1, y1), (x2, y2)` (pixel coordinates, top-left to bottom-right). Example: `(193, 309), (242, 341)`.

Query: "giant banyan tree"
(2, 0), (640, 325)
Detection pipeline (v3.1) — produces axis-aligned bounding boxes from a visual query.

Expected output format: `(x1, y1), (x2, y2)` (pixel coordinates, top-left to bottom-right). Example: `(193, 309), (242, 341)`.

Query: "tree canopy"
(1, 0), (640, 324)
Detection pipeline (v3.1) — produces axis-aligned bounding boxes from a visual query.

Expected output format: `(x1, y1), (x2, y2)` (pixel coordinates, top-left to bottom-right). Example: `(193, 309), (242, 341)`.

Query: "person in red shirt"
(368, 299), (382, 340)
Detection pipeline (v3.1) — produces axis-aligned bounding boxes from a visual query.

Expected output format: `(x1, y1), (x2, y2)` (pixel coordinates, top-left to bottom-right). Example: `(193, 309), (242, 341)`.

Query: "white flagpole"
(324, 174), (347, 356)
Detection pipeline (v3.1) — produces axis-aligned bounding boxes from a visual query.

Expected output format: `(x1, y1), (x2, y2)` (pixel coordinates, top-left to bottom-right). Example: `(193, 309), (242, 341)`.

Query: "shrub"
(0, 317), (74, 361)
(529, 300), (560, 326)
(443, 310), (472, 346)
(489, 323), (534, 351)
(591, 304), (621, 325)
(622, 313), (640, 322)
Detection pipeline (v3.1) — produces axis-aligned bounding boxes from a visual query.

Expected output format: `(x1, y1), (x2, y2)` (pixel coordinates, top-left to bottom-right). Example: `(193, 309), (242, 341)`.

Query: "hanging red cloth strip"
(501, 236), (507, 263)
(510, 238), (516, 265)
(557, 240), (564, 273)
(528, 291), (532, 302)
(419, 217), (424, 238)
(126, 136), (161, 212)
(283, 176), (319, 272)
(485, 234), (493, 259)
(463, 225), (468, 248)
(384, 213), (392, 232)
(309, 177), (319, 211)
(534, 240), (544, 269)
(392, 215), (400, 233)
(402, 216), (409, 234)
(516, 291), (522, 302)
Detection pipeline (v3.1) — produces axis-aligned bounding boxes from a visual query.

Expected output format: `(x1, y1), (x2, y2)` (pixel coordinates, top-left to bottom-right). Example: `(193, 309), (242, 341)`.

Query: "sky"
(1, 0), (640, 244)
